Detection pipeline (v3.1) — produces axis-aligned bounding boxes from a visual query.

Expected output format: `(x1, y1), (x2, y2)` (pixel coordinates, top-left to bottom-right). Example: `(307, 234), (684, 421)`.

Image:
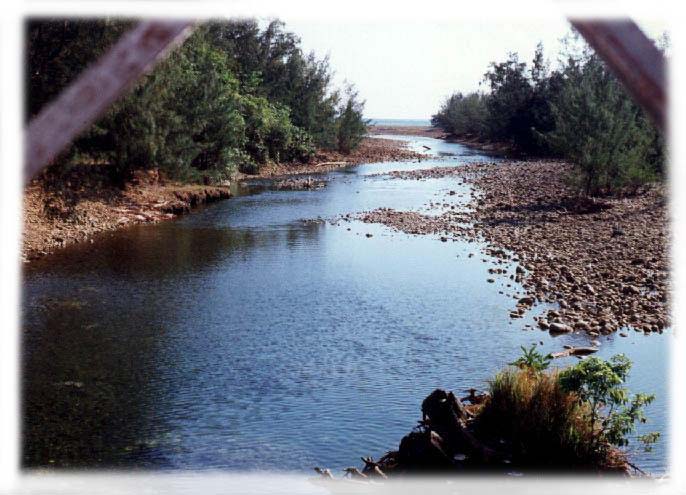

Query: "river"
(22, 135), (670, 474)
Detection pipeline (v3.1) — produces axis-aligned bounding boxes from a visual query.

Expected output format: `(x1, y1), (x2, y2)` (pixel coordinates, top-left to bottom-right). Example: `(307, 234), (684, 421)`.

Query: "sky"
(282, 18), (667, 120)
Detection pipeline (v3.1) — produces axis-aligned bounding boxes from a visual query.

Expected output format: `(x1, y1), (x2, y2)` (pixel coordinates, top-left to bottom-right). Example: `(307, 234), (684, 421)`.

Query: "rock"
(574, 320), (590, 331)
(549, 322), (573, 335)
(622, 285), (640, 295)
(550, 346), (599, 359)
(570, 346), (598, 356)
(518, 296), (535, 306)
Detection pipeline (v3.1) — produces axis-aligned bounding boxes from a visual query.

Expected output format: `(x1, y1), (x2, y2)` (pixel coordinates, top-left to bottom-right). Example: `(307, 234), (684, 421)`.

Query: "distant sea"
(369, 118), (431, 127)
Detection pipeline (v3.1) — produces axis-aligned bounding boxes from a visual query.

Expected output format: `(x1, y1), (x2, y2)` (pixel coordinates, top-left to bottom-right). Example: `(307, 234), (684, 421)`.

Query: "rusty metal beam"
(570, 18), (667, 131)
(24, 20), (195, 184)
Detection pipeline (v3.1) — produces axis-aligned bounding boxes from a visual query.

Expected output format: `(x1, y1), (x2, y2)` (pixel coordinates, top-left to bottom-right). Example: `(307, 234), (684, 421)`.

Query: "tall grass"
(475, 368), (627, 471)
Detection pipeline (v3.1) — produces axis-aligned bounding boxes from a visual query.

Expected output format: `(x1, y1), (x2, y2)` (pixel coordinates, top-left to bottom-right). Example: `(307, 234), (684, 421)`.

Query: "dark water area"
(22, 137), (670, 474)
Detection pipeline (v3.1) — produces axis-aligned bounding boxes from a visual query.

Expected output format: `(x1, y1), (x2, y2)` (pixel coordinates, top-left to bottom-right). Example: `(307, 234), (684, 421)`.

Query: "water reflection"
(25, 221), (326, 280)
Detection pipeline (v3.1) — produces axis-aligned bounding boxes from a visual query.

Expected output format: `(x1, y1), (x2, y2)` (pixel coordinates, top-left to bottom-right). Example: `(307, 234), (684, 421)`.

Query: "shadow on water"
(23, 221), (325, 468)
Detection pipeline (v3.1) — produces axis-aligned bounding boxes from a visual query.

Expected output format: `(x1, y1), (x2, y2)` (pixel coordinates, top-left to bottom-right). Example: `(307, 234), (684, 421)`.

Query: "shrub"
(476, 350), (658, 471)
(508, 344), (552, 373)
(477, 367), (598, 469)
(558, 354), (659, 454)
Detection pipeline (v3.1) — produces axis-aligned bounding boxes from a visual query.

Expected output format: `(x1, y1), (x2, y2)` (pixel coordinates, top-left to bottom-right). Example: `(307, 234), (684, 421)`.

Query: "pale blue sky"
(283, 18), (667, 120)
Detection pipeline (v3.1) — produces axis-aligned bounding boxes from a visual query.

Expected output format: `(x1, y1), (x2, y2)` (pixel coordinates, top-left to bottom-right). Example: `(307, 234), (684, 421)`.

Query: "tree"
(433, 33), (666, 194)
(336, 86), (368, 154)
(545, 54), (654, 195)
(431, 92), (488, 138)
(26, 18), (359, 182)
(482, 52), (533, 147)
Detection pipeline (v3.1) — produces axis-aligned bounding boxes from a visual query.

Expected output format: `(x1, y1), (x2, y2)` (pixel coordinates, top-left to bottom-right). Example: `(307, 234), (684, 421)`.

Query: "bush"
(478, 367), (599, 468)
(431, 92), (489, 137)
(476, 349), (658, 470)
(558, 354), (659, 453)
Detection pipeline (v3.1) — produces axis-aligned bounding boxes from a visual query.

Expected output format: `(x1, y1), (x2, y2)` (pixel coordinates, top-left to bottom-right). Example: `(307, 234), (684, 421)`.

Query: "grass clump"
(475, 346), (658, 472)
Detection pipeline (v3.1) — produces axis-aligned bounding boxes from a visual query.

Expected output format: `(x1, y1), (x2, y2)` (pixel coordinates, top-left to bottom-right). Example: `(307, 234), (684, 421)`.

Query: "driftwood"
(360, 389), (510, 474)
(460, 388), (490, 405)
(314, 467), (333, 478)
(397, 429), (453, 470)
(343, 467), (367, 479)
(420, 389), (500, 464)
(361, 456), (388, 478)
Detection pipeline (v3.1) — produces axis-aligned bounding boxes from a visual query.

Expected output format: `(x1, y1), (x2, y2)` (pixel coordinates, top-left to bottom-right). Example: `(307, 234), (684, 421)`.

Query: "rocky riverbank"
(22, 137), (421, 262)
(241, 136), (423, 179)
(352, 160), (670, 338)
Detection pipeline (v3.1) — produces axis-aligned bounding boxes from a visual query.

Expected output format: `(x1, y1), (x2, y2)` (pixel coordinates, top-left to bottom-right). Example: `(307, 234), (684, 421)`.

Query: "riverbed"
(22, 135), (670, 474)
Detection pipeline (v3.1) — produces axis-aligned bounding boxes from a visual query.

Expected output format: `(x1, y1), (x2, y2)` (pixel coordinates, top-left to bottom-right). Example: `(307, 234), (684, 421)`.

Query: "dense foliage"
(431, 35), (667, 195)
(478, 347), (659, 470)
(27, 19), (368, 181)
(558, 354), (658, 453)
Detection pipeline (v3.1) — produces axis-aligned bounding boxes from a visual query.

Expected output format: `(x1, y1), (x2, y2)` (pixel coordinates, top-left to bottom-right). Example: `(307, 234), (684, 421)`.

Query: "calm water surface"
(22, 136), (670, 474)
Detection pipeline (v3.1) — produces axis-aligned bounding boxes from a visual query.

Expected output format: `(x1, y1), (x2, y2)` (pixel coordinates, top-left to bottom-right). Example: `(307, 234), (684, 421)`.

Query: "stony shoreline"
(352, 160), (670, 338)
(22, 137), (421, 262)
(240, 136), (423, 179)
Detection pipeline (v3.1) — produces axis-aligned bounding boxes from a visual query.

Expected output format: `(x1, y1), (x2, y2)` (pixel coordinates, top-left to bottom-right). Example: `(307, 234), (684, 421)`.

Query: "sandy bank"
(23, 169), (231, 262)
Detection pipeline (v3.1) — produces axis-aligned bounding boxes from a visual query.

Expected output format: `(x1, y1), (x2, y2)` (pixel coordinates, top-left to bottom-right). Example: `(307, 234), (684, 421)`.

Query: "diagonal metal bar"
(570, 18), (667, 131)
(24, 20), (195, 184)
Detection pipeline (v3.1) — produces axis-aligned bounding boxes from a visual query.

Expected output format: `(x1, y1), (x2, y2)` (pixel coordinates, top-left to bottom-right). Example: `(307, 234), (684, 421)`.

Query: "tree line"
(431, 33), (667, 196)
(27, 19), (368, 183)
